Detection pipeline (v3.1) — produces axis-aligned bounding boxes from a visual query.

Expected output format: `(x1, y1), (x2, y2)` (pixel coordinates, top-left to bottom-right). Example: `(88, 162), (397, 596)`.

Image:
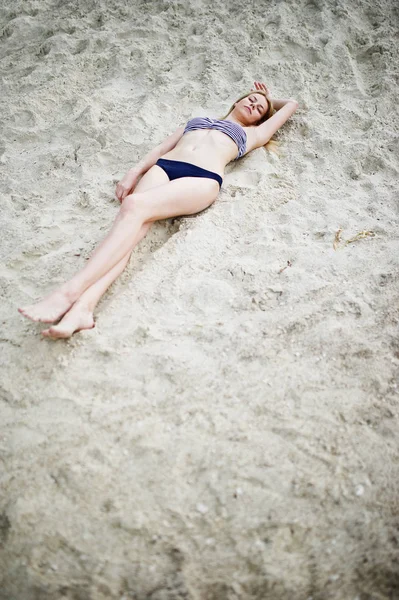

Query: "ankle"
(59, 283), (82, 304)
(74, 298), (95, 314)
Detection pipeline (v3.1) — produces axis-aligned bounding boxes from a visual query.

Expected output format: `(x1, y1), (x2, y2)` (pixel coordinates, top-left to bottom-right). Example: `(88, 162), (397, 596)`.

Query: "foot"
(41, 303), (95, 339)
(18, 289), (74, 323)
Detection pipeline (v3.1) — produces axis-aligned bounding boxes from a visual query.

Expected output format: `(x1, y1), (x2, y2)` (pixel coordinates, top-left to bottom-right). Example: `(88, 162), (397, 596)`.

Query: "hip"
(156, 157), (223, 189)
(160, 148), (225, 179)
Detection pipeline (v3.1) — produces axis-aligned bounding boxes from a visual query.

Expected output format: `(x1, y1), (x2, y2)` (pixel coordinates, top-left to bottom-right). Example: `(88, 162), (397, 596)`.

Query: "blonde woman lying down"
(18, 81), (299, 338)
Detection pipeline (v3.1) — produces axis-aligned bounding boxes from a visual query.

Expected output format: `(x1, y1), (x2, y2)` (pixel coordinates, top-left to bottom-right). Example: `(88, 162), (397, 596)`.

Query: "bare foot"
(41, 303), (95, 339)
(18, 290), (74, 324)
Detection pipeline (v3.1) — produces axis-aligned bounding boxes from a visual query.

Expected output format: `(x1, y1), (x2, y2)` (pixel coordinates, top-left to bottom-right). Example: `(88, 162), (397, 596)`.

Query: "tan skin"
(18, 81), (299, 338)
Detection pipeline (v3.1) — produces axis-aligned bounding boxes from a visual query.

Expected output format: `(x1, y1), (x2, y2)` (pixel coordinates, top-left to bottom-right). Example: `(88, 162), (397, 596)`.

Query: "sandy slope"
(1, 0), (399, 598)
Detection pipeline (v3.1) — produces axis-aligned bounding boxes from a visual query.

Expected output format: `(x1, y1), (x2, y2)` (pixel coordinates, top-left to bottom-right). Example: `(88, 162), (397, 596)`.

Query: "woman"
(18, 81), (299, 338)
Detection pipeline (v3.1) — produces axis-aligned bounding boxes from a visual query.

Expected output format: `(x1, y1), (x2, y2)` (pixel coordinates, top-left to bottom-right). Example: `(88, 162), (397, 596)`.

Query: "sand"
(1, 0), (399, 598)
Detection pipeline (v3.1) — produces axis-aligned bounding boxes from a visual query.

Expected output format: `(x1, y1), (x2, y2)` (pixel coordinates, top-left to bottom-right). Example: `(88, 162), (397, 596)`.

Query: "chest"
(184, 118), (248, 158)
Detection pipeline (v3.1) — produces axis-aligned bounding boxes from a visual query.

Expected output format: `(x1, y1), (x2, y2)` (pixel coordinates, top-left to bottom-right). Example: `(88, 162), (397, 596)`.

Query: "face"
(236, 93), (268, 124)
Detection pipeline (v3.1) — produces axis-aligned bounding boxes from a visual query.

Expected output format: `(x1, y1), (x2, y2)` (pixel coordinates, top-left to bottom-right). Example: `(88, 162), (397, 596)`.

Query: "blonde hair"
(220, 90), (280, 155)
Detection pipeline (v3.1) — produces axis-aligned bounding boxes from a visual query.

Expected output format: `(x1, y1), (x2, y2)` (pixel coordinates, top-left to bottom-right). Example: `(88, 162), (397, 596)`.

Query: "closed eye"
(250, 96), (264, 114)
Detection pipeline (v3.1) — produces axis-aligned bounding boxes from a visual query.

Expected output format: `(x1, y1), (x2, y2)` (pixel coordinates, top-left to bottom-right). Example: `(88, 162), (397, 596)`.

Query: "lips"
(245, 106), (252, 114)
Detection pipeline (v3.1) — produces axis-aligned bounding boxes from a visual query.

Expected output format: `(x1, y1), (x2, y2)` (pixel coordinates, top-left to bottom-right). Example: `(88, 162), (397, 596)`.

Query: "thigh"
(133, 177), (220, 223)
(130, 165), (170, 236)
(133, 165), (170, 194)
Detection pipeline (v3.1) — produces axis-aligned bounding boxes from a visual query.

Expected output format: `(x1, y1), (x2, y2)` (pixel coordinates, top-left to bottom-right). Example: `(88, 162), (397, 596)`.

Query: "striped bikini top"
(183, 117), (247, 160)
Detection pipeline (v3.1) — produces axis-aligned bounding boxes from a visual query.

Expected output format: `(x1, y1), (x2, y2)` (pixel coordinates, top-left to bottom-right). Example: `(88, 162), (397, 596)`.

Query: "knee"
(120, 193), (146, 219)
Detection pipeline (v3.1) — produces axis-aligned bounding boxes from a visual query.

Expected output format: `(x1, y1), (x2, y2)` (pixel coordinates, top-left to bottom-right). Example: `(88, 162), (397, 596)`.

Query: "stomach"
(160, 130), (239, 176)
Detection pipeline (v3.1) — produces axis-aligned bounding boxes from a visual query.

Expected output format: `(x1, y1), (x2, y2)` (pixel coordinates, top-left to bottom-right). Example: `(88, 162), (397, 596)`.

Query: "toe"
(42, 326), (61, 339)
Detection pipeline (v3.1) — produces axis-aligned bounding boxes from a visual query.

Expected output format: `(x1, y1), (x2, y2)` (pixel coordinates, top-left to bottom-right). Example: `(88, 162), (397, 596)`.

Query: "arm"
(270, 97), (296, 111)
(252, 81), (295, 111)
(115, 126), (185, 202)
(253, 99), (299, 149)
(245, 99), (298, 154)
(245, 80), (299, 151)
(130, 125), (185, 177)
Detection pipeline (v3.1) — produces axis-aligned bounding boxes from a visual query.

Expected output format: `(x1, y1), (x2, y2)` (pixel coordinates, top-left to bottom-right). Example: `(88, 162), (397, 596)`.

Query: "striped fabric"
(183, 117), (247, 160)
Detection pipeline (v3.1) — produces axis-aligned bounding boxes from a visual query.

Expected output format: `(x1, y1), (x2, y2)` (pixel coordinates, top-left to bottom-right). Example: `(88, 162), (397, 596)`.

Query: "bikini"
(155, 117), (247, 189)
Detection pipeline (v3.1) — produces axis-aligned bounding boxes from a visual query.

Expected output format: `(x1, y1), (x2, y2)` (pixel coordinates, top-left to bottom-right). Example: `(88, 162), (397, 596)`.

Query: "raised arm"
(253, 100), (298, 150)
(115, 126), (185, 202)
(245, 80), (299, 153)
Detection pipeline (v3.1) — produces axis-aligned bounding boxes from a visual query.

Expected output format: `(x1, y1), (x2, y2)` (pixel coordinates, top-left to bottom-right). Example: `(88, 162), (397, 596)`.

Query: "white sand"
(1, 0), (399, 598)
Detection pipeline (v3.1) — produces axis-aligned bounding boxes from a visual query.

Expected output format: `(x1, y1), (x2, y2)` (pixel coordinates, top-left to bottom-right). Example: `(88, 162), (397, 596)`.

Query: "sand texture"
(1, 0), (399, 598)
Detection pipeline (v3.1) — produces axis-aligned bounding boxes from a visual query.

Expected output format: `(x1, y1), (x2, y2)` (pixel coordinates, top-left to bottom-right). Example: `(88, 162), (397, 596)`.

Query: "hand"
(115, 171), (139, 203)
(252, 80), (271, 96)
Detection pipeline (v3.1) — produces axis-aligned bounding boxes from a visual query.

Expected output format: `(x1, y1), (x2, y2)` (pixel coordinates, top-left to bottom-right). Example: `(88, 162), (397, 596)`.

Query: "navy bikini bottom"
(155, 158), (223, 189)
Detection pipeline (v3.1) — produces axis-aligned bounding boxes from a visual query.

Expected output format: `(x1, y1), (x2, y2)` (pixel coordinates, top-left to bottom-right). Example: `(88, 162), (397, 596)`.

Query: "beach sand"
(1, 0), (399, 598)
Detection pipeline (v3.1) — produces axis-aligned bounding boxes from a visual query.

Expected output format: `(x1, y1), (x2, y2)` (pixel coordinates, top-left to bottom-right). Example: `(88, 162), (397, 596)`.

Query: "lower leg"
(41, 250), (133, 339)
(18, 208), (151, 324)
(41, 221), (153, 337)
(63, 220), (152, 314)
(64, 200), (148, 297)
